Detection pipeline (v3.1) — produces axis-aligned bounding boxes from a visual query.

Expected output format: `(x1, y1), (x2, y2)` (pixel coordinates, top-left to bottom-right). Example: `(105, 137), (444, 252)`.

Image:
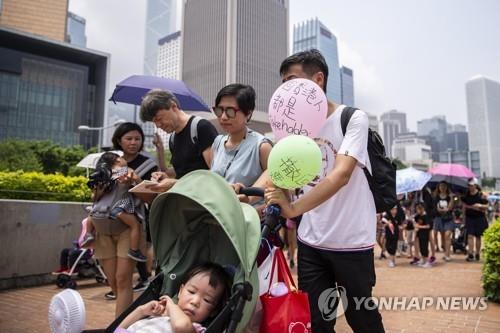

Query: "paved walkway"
(1, 252), (499, 333)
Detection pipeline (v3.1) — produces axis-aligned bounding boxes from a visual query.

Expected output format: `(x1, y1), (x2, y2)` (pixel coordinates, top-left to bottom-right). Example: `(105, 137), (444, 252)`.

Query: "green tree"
(0, 139), (42, 172)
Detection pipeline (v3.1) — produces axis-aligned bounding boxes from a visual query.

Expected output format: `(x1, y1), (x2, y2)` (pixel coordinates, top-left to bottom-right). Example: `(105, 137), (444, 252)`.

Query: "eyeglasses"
(212, 106), (240, 118)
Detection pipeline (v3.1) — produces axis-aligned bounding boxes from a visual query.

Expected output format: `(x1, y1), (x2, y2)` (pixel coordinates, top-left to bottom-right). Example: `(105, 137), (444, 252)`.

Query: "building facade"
(182, 0), (288, 115)
(157, 30), (181, 80)
(66, 11), (86, 47)
(340, 66), (354, 106)
(392, 132), (431, 163)
(466, 76), (500, 178)
(293, 18), (341, 102)
(443, 131), (469, 152)
(379, 110), (407, 158)
(0, 27), (109, 148)
(0, 0), (68, 42)
(143, 0), (177, 76)
(366, 111), (378, 132)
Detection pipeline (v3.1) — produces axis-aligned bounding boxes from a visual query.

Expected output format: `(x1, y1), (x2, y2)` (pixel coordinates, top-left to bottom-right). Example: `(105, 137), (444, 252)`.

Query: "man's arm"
(265, 154), (358, 218)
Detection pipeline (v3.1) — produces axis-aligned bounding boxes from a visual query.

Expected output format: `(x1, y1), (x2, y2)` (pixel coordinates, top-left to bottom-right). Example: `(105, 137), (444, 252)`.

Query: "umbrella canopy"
(428, 163), (476, 189)
(110, 75), (210, 111)
(76, 150), (124, 169)
(396, 167), (432, 195)
(487, 194), (500, 201)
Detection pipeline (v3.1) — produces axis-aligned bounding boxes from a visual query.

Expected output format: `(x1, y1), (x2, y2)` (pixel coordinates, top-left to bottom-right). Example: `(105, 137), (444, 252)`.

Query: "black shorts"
(465, 215), (488, 237)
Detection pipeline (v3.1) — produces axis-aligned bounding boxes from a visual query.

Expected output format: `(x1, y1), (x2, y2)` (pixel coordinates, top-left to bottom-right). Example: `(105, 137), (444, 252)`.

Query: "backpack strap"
(168, 116), (202, 149)
(133, 156), (157, 178)
(341, 106), (359, 136)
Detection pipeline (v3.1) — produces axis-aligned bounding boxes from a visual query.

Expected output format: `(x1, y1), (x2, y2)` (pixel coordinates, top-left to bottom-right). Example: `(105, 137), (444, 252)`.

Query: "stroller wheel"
(65, 280), (77, 290)
(56, 274), (70, 288)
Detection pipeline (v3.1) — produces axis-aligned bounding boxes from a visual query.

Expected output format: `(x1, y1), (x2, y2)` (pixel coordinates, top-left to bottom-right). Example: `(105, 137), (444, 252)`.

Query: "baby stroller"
(83, 170), (266, 333)
(55, 218), (107, 289)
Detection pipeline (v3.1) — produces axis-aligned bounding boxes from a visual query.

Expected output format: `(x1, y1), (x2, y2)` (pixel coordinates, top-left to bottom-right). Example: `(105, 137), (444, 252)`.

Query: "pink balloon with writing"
(268, 78), (328, 141)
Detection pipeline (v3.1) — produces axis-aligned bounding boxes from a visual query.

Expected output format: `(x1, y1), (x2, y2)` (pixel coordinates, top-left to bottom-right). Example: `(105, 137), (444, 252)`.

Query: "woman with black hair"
(462, 178), (489, 261)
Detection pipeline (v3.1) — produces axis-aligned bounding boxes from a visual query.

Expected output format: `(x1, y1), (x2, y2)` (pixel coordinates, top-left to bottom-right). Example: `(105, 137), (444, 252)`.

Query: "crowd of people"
(377, 179), (495, 269)
(50, 48), (498, 333)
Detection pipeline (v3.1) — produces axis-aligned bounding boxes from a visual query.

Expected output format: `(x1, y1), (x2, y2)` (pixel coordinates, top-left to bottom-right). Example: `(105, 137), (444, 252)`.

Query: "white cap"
(468, 177), (479, 186)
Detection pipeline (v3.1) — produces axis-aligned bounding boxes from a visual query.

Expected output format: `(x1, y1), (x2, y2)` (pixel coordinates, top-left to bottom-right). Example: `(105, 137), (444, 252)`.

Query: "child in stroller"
(82, 152), (147, 262)
(116, 262), (233, 333)
(52, 217), (107, 289)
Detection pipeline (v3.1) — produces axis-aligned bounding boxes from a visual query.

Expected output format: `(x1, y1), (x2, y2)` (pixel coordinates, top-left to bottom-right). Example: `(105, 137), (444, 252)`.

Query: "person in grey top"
(210, 84), (272, 189)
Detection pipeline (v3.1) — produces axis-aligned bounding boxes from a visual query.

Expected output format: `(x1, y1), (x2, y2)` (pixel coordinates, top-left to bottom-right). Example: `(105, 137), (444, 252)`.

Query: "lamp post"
(78, 119), (126, 152)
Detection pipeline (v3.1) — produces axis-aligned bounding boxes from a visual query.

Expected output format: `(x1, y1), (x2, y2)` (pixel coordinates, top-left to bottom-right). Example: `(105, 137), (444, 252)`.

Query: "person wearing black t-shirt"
(139, 89), (218, 192)
(433, 181), (455, 262)
(383, 206), (402, 268)
(462, 178), (489, 261)
(414, 203), (432, 268)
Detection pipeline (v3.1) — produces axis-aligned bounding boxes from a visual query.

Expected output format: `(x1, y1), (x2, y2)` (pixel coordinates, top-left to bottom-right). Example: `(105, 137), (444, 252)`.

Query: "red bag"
(260, 249), (311, 333)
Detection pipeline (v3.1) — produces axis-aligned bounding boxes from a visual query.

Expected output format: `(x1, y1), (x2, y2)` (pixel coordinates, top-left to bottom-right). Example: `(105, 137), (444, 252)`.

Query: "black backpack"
(341, 106), (397, 213)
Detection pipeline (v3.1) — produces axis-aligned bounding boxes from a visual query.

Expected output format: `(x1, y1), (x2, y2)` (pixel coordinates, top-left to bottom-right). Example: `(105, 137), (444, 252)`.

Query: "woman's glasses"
(212, 106), (240, 118)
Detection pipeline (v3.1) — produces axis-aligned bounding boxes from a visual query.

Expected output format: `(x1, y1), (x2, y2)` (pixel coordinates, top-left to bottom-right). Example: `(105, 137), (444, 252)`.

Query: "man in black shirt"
(139, 89), (218, 190)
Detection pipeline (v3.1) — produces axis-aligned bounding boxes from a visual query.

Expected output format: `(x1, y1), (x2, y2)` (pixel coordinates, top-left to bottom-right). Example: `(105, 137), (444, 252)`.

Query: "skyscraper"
(466, 76), (500, 177)
(379, 109), (407, 157)
(182, 0), (288, 113)
(340, 66), (354, 106)
(293, 18), (341, 102)
(157, 30), (181, 79)
(66, 11), (87, 47)
(143, 0), (177, 76)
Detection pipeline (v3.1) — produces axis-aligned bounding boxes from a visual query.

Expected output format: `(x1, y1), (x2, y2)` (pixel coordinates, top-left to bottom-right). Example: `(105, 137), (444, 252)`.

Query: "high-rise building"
(466, 76), (500, 177)
(340, 66), (354, 106)
(144, 0), (177, 76)
(0, 0), (68, 42)
(392, 132), (431, 163)
(0, 26), (109, 148)
(417, 115), (447, 138)
(293, 18), (341, 102)
(443, 131), (469, 152)
(379, 110), (407, 157)
(157, 30), (181, 80)
(182, 0), (288, 115)
(66, 11), (86, 47)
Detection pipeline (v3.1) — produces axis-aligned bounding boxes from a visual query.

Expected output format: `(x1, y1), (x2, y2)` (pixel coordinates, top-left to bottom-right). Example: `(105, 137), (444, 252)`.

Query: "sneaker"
(466, 254), (475, 262)
(104, 291), (116, 300)
(52, 267), (69, 275)
(475, 254), (480, 261)
(133, 280), (149, 292)
(80, 233), (95, 247)
(422, 261), (432, 268)
(443, 256), (451, 262)
(388, 260), (396, 268)
(128, 249), (147, 262)
(409, 257), (420, 265)
(429, 256), (436, 264)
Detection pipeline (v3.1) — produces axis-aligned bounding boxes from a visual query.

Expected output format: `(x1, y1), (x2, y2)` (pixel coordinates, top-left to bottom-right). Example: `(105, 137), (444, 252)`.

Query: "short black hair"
(140, 89), (180, 122)
(181, 262), (233, 316)
(215, 84), (256, 116)
(279, 49), (329, 93)
(112, 122), (145, 152)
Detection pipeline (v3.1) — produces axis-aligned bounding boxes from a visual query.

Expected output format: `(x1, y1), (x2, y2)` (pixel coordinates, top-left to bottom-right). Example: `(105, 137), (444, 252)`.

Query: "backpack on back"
(341, 106), (397, 213)
(169, 116), (202, 150)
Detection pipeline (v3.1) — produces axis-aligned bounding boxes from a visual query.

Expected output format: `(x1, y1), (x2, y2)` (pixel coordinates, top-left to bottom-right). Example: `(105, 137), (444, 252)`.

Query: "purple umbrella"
(110, 75), (210, 112)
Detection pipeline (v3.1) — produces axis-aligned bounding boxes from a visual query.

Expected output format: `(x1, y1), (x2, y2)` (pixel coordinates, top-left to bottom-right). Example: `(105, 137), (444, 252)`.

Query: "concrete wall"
(0, 199), (90, 289)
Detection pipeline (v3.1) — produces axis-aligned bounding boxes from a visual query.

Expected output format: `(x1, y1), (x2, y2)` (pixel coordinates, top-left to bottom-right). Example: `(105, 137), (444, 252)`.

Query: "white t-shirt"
(297, 105), (376, 251)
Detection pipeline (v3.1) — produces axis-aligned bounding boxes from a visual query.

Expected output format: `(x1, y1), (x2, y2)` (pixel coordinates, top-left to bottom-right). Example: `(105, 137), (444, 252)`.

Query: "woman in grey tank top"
(210, 84), (272, 188)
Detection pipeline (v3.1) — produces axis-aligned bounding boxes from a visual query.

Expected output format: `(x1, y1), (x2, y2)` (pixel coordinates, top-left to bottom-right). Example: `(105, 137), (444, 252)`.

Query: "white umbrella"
(76, 151), (124, 173)
(396, 167), (432, 195)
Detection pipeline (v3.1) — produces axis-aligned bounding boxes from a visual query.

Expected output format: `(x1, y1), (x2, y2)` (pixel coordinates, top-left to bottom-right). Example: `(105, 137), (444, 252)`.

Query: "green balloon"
(268, 135), (322, 189)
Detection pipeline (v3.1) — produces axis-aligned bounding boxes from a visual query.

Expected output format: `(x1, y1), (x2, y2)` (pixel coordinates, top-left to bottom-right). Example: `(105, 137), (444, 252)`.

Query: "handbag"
(260, 249), (311, 333)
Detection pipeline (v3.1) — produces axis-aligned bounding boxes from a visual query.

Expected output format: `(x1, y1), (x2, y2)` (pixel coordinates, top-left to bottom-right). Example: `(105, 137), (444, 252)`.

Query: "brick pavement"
(1, 252), (499, 333)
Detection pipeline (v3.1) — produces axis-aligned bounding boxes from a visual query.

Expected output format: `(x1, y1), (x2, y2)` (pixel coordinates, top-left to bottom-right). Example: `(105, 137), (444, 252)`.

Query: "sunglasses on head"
(212, 106), (240, 118)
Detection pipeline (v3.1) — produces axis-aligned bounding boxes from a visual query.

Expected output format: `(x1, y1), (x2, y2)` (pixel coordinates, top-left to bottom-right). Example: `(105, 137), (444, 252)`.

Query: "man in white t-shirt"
(265, 49), (385, 333)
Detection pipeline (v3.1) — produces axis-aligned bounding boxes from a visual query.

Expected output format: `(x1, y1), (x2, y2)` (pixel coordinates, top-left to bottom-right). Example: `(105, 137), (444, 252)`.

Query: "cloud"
(337, 38), (387, 116)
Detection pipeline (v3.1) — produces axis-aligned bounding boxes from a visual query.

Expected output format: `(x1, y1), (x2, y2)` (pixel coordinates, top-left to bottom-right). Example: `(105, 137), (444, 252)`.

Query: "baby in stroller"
(116, 262), (233, 333)
(82, 152), (147, 262)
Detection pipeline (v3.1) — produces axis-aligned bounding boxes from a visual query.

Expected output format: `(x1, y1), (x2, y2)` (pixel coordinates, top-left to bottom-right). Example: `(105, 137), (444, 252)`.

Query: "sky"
(68, 0), (500, 132)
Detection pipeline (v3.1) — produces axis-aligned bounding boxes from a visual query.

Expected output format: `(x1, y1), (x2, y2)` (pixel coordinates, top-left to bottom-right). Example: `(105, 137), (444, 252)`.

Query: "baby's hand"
(140, 300), (165, 317)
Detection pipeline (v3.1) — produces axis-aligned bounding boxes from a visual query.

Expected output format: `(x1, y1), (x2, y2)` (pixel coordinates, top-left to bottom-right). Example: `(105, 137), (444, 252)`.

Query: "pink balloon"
(268, 78), (328, 141)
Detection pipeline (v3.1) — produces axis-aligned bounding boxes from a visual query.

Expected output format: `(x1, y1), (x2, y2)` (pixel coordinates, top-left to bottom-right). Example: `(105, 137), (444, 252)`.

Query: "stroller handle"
(239, 187), (264, 197)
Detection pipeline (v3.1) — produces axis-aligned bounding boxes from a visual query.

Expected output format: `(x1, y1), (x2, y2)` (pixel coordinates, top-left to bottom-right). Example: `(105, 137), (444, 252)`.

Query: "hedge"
(482, 219), (500, 303)
(0, 171), (91, 202)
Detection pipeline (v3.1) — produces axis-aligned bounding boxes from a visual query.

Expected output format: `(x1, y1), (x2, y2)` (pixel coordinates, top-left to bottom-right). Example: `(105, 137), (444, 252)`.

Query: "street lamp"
(78, 119), (126, 152)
